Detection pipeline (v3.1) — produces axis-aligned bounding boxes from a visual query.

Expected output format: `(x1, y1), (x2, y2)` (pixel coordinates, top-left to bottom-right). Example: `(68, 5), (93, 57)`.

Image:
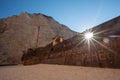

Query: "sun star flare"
(84, 32), (94, 40)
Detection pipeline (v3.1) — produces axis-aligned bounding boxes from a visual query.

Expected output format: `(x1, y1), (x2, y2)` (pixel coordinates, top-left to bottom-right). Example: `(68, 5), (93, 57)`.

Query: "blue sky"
(0, 0), (120, 32)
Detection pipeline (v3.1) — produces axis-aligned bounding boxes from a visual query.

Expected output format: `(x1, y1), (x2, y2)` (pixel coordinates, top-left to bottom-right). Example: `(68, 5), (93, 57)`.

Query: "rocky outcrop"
(92, 16), (120, 35)
(0, 12), (77, 65)
(22, 16), (120, 68)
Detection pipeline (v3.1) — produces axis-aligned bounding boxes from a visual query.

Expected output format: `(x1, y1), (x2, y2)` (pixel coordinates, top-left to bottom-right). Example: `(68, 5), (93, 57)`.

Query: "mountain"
(0, 12), (77, 65)
(92, 16), (120, 35)
(22, 16), (120, 68)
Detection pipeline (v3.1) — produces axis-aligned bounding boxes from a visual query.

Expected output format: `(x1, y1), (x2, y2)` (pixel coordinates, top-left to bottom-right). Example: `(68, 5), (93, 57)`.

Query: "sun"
(79, 29), (115, 54)
(84, 32), (93, 40)
(80, 30), (95, 52)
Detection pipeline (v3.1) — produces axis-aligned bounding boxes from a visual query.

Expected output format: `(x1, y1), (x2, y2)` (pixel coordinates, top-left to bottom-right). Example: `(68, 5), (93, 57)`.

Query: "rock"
(22, 16), (120, 68)
(0, 12), (77, 65)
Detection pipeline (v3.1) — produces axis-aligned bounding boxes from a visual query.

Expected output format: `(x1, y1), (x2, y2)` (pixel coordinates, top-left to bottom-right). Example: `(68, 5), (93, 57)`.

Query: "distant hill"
(22, 16), (120, 68)
(0, 12), (77, 65)
(91, 16), (120, 35)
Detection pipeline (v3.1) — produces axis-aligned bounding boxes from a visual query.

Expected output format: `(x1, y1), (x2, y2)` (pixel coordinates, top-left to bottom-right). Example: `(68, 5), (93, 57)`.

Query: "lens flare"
(84, 32), (93, 40)
(82, 30), (94, 52)
(77, 29), (116, 54)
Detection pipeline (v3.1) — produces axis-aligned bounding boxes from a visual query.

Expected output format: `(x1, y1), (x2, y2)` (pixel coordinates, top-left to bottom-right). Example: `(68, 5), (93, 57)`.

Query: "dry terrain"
(0, 64), (120, 80)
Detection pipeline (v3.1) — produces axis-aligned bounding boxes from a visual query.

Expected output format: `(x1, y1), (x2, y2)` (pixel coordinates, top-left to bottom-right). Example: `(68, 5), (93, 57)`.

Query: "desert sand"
(0, 64), (120, 80)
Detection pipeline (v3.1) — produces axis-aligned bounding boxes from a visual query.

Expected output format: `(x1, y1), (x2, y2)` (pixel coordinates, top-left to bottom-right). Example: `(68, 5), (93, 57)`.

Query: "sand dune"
(0, 64), (120, 80)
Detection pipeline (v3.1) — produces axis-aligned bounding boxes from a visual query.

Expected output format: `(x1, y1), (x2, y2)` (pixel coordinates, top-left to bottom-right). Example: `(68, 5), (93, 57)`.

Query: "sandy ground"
(0, 64), (120, 80)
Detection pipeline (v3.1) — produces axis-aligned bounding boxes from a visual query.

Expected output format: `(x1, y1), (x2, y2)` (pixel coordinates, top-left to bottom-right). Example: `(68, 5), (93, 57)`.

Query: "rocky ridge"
(0, 12), (77, 65)
(22, 16), (120, 68)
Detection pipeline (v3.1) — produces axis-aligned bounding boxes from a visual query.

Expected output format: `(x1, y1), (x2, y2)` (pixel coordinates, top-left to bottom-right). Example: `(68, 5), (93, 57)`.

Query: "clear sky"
(0, 0), (120, 32)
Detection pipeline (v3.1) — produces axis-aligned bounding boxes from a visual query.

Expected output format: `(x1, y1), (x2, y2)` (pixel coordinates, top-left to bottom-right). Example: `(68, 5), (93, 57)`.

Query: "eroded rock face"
(21, 34), (120, 68)
(0, 12), (76, 65)
(22, 16), (120, 68)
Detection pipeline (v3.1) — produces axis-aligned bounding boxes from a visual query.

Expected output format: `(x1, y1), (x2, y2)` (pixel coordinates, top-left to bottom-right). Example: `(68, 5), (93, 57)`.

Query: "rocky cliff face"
(92, 16), (120, 35)
(22, 16), (120, 68)
(0, 12), (77, 65)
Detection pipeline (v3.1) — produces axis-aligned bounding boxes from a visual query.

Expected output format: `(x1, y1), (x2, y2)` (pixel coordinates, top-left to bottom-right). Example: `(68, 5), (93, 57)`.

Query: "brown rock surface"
(0, 12), (76, 65)
(22, 16), (120, 68)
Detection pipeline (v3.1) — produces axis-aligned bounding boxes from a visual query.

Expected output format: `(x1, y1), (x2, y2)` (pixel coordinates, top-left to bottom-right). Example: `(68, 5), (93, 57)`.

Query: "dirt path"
(0, 64), (120, 80)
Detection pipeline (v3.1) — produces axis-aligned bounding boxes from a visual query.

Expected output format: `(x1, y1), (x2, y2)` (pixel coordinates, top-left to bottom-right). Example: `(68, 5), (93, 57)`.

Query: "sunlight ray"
(94, 28), (110, 35)
(92, 38), (116, 54)
(75, 37), (86, 47)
